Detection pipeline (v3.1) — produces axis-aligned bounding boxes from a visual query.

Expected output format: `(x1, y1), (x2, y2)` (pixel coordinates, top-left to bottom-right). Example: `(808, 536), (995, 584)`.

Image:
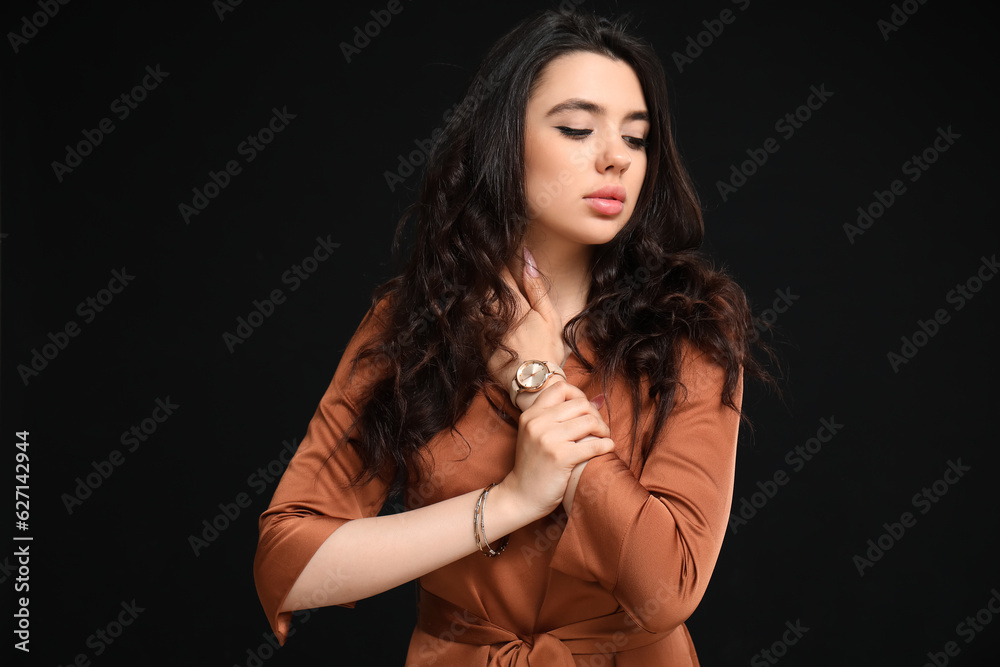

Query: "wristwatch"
(509, 360), (566, 408)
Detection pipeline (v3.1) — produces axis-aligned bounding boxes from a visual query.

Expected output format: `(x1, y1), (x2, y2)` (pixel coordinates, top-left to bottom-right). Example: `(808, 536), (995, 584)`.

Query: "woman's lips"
(584, 197), (624, 215)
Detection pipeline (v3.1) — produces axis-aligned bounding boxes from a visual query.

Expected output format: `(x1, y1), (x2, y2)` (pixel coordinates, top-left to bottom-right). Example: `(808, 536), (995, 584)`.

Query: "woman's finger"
(555, 413), (611, 442)
(521, 378), (583, 411)
(521, 247), (560, 325)
(533, 394), (605, 425)
(524, 385), (606, 427)
(498, 264), (530, 319)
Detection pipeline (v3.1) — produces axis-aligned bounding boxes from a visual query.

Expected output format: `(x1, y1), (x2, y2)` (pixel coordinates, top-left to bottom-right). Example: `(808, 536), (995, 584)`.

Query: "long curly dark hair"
(338, 9), (779, 504)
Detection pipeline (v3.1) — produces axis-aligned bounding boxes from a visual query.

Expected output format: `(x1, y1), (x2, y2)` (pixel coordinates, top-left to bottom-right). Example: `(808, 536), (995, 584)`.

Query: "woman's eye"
(556, 126), (591, 139)
(625, 136), (649, 150)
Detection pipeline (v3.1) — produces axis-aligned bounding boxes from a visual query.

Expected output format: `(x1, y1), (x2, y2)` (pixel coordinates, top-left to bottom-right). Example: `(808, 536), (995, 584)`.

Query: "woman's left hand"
(487, 247), (568, 388)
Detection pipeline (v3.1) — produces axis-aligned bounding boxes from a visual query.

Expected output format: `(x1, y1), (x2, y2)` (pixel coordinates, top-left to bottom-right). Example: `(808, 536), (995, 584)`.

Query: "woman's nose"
(598, 136), (632, 174)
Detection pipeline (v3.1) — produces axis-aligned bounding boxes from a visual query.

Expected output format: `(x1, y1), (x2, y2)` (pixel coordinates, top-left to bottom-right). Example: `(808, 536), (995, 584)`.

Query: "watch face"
(517, 361), (548, 389)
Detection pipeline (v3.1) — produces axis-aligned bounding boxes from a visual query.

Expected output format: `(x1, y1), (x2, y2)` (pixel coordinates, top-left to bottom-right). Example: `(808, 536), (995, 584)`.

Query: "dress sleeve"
(253, 302), (393, 646)
(548, 339), (742, 634)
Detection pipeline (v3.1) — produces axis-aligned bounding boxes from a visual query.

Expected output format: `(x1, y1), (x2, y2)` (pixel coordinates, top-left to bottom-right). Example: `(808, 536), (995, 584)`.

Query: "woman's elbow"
(618, 547), (715, 634)
(623, 577), (707, 634)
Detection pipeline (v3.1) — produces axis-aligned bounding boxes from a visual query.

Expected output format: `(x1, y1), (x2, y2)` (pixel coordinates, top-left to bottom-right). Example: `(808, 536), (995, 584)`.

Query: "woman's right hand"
(500, 380), (615, 520)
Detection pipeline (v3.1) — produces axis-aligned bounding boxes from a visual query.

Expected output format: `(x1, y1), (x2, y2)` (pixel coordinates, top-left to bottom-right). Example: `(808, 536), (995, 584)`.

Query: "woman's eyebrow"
(544, 97), (649, 122)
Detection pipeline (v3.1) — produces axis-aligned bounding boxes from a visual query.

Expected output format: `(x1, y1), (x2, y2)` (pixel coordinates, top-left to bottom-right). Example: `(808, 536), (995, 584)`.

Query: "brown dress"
(253, 301), (743, 666)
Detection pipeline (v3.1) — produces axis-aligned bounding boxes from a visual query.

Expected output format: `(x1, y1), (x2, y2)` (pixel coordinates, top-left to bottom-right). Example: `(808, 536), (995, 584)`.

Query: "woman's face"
(523, 51), (649, 249)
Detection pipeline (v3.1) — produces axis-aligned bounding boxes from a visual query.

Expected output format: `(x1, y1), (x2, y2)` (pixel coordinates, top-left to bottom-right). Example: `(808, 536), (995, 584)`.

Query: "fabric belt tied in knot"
(417, 586), (664, 666)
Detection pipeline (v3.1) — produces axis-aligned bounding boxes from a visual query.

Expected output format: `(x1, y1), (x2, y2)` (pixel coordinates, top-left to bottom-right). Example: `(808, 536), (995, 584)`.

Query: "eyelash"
(556, 126), (649, 149)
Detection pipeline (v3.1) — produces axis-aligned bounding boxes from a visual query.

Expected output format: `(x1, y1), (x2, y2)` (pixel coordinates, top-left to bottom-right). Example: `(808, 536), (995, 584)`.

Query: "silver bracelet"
(474, 483), (508, 557)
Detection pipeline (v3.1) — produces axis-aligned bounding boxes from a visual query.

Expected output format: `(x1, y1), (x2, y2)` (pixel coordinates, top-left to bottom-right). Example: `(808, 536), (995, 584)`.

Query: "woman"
(254, 8), (775, 666)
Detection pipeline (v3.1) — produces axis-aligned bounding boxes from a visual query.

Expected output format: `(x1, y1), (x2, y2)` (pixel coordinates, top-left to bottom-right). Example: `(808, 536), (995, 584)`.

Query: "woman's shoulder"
(328, 294), (396, 391)
(670, 334), (742, 417)
(348, 292), (396, 344)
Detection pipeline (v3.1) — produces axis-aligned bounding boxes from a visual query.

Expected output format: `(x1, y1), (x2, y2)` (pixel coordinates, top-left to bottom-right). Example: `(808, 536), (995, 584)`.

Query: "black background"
(3, 0), (998, 665)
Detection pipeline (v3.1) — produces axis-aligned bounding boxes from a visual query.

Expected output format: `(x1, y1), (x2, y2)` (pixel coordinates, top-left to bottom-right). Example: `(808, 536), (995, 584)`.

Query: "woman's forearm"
(282, 481), (533, 611)
(283, 375), (606, 612)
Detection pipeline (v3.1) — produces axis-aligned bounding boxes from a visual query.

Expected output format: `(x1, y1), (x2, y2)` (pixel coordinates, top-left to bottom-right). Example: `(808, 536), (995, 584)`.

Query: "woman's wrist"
(510, 359), (567, 411)
(482, 479), (542, 536)
(562, 458), (589, 514)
